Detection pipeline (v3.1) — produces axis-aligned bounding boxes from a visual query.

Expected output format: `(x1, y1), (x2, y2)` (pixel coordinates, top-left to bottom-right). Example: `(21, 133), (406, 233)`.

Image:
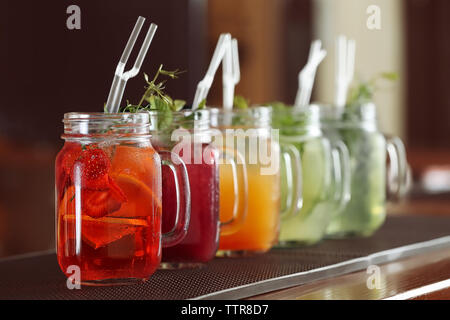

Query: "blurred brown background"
(0, 0), (449, 258)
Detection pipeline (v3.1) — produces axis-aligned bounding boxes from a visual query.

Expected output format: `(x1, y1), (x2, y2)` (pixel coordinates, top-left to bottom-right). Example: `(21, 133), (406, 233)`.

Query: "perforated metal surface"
(1, 215), (450, 300)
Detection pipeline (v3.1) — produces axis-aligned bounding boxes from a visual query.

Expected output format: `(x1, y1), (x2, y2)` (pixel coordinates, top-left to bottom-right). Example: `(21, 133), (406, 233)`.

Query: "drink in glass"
(319, 103), (408, 237)
(272, 105), (350, 245)
(151, 110), (222, 267)
(212, 107), (285, 255)
(56, 112), (188, 284)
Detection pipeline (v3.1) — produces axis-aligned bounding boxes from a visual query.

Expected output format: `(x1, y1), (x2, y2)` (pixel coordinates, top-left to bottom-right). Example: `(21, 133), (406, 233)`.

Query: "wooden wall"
(207, 0), (312, 106)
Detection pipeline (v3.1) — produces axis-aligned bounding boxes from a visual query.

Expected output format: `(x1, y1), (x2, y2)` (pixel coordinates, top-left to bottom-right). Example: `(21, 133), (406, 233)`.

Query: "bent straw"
(294, 40), (327, 109)
(231, 39), (241, 86)
(222, 38), (240, 126)
(105, 17), (158, 113)
(222, 37), (234, 110)
(334, 35), (356, 109)
(192, 33), (231, 110)
(222, 38), (241, 111)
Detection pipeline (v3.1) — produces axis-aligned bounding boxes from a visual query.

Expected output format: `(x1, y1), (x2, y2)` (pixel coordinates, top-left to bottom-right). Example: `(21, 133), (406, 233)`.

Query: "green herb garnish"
(269, 102), (309, 136)
(233, 95), (249, 109)
(120, 64), (186, 113)
(116, 65), (210, 133)
(115, 65), (187, 131)
(197, 98), (207, 110)
(347, 72), (398, 108)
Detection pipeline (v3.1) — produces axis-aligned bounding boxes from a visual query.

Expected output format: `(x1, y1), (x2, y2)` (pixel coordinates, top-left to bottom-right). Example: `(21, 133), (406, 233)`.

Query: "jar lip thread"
(312, 102), (377, 121)
(147, 109), (211, 132)
(209, 105), (272, 128)
(63, 112), (151, 136)
(63, 112), (150, 122)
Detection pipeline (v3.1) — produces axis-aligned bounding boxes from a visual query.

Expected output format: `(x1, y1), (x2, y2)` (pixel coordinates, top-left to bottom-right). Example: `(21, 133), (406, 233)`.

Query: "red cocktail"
(150, 110), (224, 267)
(160, 142), (220, 265)
(56, 113), (188, 284)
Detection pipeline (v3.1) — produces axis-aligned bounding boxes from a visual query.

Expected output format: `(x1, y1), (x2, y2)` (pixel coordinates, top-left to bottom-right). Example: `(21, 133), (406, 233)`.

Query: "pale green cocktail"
(273, 105), (347, 245)
(320, 103), (407, 237)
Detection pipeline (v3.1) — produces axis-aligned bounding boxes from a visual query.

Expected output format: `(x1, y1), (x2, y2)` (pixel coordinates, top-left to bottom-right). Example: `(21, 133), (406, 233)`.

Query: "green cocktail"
(273, 105), (349, 245)
(320, 103), (407, 237)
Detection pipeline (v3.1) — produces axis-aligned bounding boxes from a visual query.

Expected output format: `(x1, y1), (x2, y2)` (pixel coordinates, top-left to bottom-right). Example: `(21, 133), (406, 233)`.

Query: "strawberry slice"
(59, 147), (127, 218)
(72, 148), (111, 190)
(82, 190), (121, 218)
(81, 176), (127, 218)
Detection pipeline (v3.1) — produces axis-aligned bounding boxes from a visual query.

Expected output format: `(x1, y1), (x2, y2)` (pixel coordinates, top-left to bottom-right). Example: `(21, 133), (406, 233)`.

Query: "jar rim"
(312, 102), (377, 120)
(208, 105), (271, 115)
(209, 105), (272, 128)
(270, 105), (321, 137)
(62, 112), (151, 138)
(147, 109), (210, 123)
(63, 112), (150, 123)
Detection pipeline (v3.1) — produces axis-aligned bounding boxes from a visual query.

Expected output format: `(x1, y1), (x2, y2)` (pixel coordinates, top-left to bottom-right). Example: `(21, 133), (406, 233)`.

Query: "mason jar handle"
(159, 150), (191, 247)
(385, 135), (408, 199)
(219, 147), (248, 236)
(280, 142), (303, 219)
(330, 140), (351, 210)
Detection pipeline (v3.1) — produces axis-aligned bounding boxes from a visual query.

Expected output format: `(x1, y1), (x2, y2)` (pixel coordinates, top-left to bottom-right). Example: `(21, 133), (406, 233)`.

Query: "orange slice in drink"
(108, 173), (162, 218)
(80, 173), (160, 248)
(111, 146), (159, 186)
(63, 214), (149, 249)
(58, 174), (160, 249)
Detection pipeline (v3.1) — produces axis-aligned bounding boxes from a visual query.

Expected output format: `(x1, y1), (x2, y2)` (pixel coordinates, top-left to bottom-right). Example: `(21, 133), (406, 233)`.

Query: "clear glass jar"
(318, 103), (409, 237)
(56, 112), (189, 285)
(149, 110), (221, 267)
(211, 106), (283, 255)
(272, 105), (350, 245)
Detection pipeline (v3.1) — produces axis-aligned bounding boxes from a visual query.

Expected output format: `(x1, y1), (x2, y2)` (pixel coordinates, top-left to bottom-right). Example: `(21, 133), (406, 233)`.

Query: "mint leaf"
(197, 99), (206, 110)
(380, 72), (398, 81)
(234, 95), (249, 109)
(347, 71), (398, 107)
(173, 99), (186, 111)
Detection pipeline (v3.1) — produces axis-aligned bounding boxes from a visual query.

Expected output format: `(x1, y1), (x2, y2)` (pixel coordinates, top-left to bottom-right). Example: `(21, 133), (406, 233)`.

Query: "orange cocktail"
(219, 163), (280, 252)
(211, 107), (281, 255)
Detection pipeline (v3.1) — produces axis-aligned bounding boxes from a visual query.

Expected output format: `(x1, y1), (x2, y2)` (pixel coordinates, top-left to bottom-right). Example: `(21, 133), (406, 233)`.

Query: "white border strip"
(193, 236), (450, 300)
(384, 279), (450, 300)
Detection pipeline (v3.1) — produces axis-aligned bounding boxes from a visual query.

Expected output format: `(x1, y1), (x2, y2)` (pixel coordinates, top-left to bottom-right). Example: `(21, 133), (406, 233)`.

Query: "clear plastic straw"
(334, 35), (356, 109)
(192, 33), (231, 110)
(231, 39), (241, 85)
(294, 40), (326, 109)
(222, 37), (234, 110)
(222, 38), (240, 111)
(105, 17), (158, 113)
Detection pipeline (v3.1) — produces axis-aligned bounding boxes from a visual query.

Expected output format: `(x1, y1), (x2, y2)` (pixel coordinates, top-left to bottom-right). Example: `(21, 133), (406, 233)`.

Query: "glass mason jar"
(272, 105), (351, 245)
(56, 113), (189, 285)
(211, 106), (285, 255)
(150, 109), (245, 267)
(318, 103), (409, 237)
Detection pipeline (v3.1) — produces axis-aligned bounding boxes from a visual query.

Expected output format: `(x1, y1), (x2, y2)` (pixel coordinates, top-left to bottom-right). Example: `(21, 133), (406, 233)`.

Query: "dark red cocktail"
(161, 142), (220, 265)
(150, 110), (221, 267)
